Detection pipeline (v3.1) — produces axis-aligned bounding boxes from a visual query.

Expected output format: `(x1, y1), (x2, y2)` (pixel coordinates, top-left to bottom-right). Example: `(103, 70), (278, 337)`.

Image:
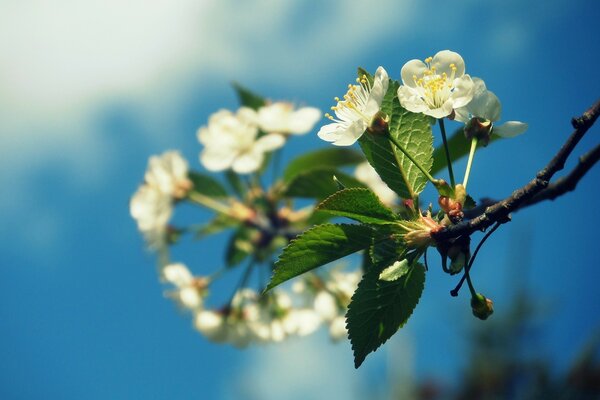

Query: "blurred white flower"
(398, 50), (474, 119)
(354, 162), (398, 205)
(163, 263), (207, 310)
(318, 66), (389, 146)
(144, 151), (192, 199)
(198, 107), (284, 174)
(194, 310), (228, 343)
(257, 102), (321, 135)
(454, 78), (528, 138)
(130, 184), (172, 248)
(329, 316), (348, 341)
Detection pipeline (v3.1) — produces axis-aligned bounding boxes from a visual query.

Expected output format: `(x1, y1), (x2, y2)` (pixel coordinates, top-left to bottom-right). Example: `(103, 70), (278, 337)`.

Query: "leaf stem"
(439, 119), (456, 187)
(463, 137), (478, 189)
(386, 132), (439, 188)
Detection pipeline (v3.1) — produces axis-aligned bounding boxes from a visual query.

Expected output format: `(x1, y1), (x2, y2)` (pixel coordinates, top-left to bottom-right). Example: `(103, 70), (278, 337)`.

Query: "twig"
(433, 99), (600, 242)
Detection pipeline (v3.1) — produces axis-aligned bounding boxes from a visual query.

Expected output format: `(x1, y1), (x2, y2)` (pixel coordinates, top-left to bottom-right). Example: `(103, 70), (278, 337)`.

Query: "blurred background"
(1, 0), (600, 398)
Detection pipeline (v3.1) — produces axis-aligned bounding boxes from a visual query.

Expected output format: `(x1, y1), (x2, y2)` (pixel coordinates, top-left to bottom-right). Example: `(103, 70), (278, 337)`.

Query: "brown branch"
(433, 99), (600, 242)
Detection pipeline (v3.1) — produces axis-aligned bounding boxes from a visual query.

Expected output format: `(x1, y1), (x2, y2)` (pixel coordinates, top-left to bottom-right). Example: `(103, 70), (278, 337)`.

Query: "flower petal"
(254, 133), (285, 152)
(450, 75), (474, 109)
(200, 148), (236, 171)
(288, 107), (321, 134)
(493, 121), (528, 138)
(397, 86), (429, 114)
(432, 50), (465, 78)
(401, 59), (428, 87)
(163, 263), (194, 287)
(330, 120), (367, 146)
(232, 150), (263, 174)
(424, 101), (454, 119)
(366, 66), (389, 111)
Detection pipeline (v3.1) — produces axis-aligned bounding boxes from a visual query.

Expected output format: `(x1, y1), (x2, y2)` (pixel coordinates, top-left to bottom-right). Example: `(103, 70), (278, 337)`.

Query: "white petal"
(450, 75), (475, 109)
(493, 121), (528, 138)
(200, 148), (236, 171)
(400, 59), (427, 87)
(365, 66), (389, 113)
(432, 50), (466, 78)
(194, 311), (227, 342)
(471, 90), (501, 122)
(232, 150), (263, 174)
(254, 133), (285, 152)
(453, 106), (471, 123)
(317, 122), (343, 143)
(286, 309), (322, 336)
(397, 86), (429, 114)
(424, 102), (454, 119)
(288, 107), (322, 134)
(179, 287), (202, 309)
(163, 263), (193, 287)
(330, 120), (367, 146)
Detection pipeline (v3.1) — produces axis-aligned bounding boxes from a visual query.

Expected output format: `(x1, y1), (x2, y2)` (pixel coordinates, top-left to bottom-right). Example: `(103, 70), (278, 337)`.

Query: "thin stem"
(227, 259), (256, 307)
(386, 132), (439, 186)
(464, 267), (477, 298)
(439, 119), (456, 187)
(450, 222), (502, 297)
(187, 191), (235, 217)
(463, 137), (478, 189)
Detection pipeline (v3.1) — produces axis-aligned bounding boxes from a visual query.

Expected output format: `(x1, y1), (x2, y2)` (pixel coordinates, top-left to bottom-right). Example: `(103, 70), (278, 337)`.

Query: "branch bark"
(433, 99), (600, 242)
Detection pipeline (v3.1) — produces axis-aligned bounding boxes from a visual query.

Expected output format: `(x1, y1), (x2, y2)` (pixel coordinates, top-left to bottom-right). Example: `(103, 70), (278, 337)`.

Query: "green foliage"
(225, 228), (253, 267)
(225, 170), (246, 197)
(357, 68), (434, 200)
(379, 259), (410, 282)
(232, 82), (266, 110)
(188, 172), (229, 198)
(431, 127), (500, 175)
(283, 148), (364, 183)
(316, 188), (398, 225)
(282, 169), (366, 200)
(266, 224), (374, 291)
(347, 261), (426, 368)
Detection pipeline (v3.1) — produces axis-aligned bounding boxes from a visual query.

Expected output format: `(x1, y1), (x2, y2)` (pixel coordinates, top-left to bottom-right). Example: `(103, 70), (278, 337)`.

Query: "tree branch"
(433, 99), (600, 242)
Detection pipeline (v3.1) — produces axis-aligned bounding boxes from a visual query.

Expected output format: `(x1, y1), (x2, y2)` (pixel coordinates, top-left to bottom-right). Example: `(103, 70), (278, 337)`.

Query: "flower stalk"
(463, 137), (478, 189)
(438, 118), (456, 187)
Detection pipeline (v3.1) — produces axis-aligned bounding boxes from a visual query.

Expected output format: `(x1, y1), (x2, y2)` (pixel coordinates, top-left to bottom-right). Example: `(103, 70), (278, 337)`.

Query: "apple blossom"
(198, 107), (285, 174)
(144, 151), (192, 199)
(130, 184), (172, 248)
(318, 66), (389, 146)
(398, 50), (474, 119)
(162, 263), (207, 310)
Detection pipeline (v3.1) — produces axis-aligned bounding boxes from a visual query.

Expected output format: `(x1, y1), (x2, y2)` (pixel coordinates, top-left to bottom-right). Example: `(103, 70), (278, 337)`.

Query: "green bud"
(471, 293), (494, 320)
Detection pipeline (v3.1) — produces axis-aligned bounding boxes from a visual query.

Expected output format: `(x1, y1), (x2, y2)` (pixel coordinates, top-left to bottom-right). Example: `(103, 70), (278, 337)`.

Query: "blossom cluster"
(318, 50), (527, 146)
(199, 102), (320, 174)
(162, 262), (359, 346)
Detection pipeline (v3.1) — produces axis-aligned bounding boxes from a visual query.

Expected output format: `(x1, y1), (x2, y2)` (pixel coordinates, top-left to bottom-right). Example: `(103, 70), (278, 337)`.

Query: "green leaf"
(316, 188), (397, 225)
(347, 262), (426, 368)
(282, 168), (367, 200)
(232, 82), (266, 110)
(358, 80), (433, 200)
(283, 148), (364, 182)
(266, 224), (374, 291)
(431, 127), (500, 175)
(225, 228), (254, 267)
(379, 259), (410, 281)
(188, 172), (228, 198)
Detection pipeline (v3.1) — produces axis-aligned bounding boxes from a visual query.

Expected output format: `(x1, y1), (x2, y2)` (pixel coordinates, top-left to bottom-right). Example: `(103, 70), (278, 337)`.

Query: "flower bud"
(464, 117), (493, 146)
(471, 293), (494, 320)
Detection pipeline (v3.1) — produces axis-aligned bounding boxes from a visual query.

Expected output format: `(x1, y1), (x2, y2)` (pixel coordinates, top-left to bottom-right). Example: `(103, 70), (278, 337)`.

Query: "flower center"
(324, 75), (372, 125)
(412, 57), (457, 109)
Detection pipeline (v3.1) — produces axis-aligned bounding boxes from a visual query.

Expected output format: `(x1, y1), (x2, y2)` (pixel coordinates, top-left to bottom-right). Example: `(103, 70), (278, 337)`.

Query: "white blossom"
(163, 263), (207, 310)
(144, 150), (192, 199)
(354, 162), (398, 205)
(130, 184), (172, 248)
(198, 107), (285, 174)
(329, 316), (348, 341)
(257, 102), (321, 135)
(398, 50), (474, 119)
(454, 78), (528, 138)
(318, 66), (389, 146)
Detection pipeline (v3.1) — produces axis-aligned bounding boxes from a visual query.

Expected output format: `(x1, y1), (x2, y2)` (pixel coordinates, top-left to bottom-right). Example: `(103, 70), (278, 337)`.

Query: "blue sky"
(1, 0), (599, 398)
